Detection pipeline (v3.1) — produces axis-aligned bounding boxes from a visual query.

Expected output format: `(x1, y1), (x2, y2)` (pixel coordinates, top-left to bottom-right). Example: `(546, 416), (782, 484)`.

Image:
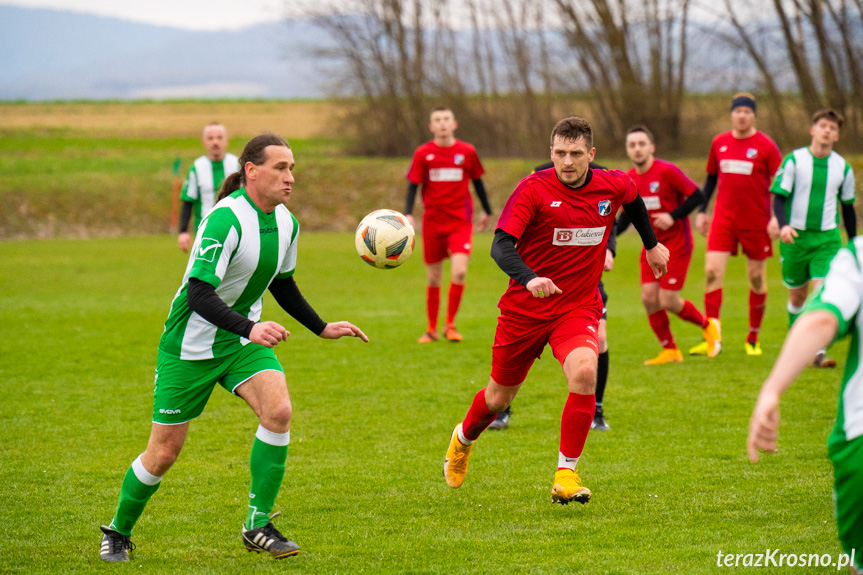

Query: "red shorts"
(640, 247), (692, 290)
(707, 221), (773, 260)
(422, 221), (473, 264)
(490, 306), (600, 387)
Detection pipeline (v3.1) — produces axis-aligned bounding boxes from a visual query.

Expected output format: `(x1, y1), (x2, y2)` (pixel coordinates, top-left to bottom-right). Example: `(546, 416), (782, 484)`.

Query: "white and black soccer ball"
(355, 209), (415, 269)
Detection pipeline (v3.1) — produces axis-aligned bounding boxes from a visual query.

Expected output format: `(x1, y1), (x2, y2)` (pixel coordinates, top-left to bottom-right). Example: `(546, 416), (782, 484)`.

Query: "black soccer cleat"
(99, 525), (134, 562)
(591, 406), (610, 431)
(488, 405), (511, 430)
(241, 512), (300, 559)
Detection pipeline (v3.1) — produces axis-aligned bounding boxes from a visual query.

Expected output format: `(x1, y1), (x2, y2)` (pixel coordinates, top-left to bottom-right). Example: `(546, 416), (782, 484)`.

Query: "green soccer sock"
(245, 426), (289, 530)
(109, 455), (162, 537)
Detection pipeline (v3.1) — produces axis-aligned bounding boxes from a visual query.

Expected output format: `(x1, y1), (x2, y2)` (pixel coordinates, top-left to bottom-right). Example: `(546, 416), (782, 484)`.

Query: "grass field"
(0, 230), (848, 574)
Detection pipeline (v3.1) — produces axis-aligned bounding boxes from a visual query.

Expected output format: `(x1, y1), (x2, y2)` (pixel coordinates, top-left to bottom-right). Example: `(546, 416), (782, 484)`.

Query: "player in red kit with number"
(405, 106), (492, 343)
(693, 93), (782, 356)
(442, 116), (669, 503)
(619, 125), (721, 364)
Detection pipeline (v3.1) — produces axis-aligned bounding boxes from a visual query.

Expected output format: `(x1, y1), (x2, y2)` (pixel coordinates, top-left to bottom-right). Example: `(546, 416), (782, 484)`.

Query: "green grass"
(0, 231), (848, 574)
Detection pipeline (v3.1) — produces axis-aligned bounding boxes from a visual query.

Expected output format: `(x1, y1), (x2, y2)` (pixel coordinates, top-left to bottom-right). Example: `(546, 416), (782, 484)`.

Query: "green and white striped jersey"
(770, 147), (855, 231)
(181, 153), (241, 229)
(159, 187), (299, 360)
(806, 236), (863, 446)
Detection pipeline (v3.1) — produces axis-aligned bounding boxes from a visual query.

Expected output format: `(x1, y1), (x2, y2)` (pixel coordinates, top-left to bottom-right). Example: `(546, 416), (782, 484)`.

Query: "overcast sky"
(1, 0), (284, 30)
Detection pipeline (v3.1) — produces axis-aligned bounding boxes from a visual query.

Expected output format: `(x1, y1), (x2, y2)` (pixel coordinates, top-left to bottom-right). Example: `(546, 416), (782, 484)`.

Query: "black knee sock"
(596, 351), (609, 407)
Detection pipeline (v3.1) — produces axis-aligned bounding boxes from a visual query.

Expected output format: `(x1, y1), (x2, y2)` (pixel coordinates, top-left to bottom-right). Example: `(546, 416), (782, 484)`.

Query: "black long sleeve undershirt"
(268, 277), (327, 335)
(670, 189), (705, 221)
(490, 229), (538, 287)
(699, 174), (718, 213)
(179, 201), (194, 233)
(773, 194), (789, 228)
(622, 195), (658, 249)
(472, 178), (492, 215)
(774, 194), (857, 239)
(187, 278), (256, 338)
(404, 182), (419, 215)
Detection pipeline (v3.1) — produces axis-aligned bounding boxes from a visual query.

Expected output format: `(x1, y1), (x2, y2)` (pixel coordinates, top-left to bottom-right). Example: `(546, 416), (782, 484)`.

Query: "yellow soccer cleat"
(644, 348), (684, 365)
(418, 331), (439, 344)
(688, 341), (708, 356)
(551, 469), (591, 505)
(443, 325), (463, 342)
(703, 318), (722, 358)
(744, 341), (763, 356)
(443, 424), (473, 488)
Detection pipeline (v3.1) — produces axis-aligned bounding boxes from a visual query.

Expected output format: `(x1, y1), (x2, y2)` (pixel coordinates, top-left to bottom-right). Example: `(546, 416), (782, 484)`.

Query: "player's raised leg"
(236, 370), (300, 559)
(553, 346), (596, 505)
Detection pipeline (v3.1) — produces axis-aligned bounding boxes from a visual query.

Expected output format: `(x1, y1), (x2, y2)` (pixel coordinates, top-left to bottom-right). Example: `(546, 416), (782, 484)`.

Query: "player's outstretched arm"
(320, 321), (369, 342)
(747, 310), (838, 462)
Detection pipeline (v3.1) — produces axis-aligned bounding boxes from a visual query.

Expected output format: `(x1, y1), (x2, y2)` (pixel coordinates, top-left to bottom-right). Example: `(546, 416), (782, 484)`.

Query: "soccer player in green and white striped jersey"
(99, 133), (368, 563)
(748, 236), (863, 573)
(177, 123), (241, 252)
(771, 108), (857, 367)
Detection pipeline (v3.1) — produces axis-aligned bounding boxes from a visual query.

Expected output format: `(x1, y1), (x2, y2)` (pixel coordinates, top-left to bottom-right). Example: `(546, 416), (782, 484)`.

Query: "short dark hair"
(626, 124), (654, 143)
(811, 108), (844, 129)
(219, 133), (290, 201)
(550, 116), (593, 149)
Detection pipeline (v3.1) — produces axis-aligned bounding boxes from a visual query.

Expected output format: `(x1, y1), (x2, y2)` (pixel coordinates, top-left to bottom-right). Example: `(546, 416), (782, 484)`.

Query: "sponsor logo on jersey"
(597, 200), (612, 216)
(454, 154), (465, 165)
(746, 148), (758, 159)
(196, 238), (223, 262)
(260, 226), (279, 234)
(426, 153), (434, 161)
(553, 227), (606, 246)
(550, 201), (562, 207)
(429, 168), (464, 182)
(159, 408), (182, 415)
(719, 159), (754, 175)
(643, 195), (662, 210)
(649, 181), (660, 193)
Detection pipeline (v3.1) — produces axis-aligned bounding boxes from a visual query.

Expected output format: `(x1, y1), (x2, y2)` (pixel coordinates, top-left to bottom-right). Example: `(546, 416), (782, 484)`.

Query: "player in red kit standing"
(619, 125), (721, 363)
(442, 116), (669, 503)
(404, 106), (493, 343)
(692, 93), (782, 356)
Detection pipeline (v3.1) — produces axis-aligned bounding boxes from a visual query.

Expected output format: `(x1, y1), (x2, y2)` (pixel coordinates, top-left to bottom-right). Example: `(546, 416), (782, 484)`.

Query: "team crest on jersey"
(747, 148), (758, 159)
(454, 154), (465, 165)
(597, 200), (612, 216)
(649, 181), (660, 193)
(196, 238), (223, 263)
(425, 153), (434, 161)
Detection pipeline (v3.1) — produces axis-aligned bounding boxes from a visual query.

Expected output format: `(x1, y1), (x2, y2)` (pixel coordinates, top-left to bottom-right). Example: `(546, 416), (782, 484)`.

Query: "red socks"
(705, 289), (722, 320)
(678, 300), (708, 329)
(461, 388), (497, 441)
(559, 393), (595, 464)
(748, 291), (767, 344)
(446, 282), (465, 327)
(647, 310), (676, 349)
(426, 286), (440, 332)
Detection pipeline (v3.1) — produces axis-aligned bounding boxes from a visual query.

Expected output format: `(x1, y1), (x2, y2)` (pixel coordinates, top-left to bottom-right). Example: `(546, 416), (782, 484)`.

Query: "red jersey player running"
(442, 116), (669, 503)
(619, 125), (721, 363)
(405, 106), (492, 343)
(693, 93), (782, 356)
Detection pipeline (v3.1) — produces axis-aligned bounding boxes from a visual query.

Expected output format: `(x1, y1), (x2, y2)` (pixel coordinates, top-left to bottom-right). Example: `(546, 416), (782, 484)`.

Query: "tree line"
(298, 0), (863, 156)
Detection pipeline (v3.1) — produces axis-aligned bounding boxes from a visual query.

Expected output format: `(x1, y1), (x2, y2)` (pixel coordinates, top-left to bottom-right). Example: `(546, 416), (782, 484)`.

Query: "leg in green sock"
(245, 426), (289, 530)
(109, 455), (162, 537)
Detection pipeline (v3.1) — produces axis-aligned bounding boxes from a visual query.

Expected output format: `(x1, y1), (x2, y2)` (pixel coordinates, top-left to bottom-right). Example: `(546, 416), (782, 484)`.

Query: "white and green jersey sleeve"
(770, 147), (855, 232)
(160, 187), (299, 360)
(806, 236), (863, 445)
(181, 153), (241, 229)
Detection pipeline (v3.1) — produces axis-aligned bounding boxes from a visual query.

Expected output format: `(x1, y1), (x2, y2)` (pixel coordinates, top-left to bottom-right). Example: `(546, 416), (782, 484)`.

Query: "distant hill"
(0, 6), (338, 100)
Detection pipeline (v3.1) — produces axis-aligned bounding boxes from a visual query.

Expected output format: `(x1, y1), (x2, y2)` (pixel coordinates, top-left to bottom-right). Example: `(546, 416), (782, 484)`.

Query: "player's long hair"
(551, 116), (593, 149)
(218, 133), (291, 201)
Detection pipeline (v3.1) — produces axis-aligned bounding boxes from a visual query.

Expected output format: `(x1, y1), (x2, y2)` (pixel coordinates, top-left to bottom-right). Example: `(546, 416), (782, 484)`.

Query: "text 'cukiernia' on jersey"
(160, 188), (299, 360)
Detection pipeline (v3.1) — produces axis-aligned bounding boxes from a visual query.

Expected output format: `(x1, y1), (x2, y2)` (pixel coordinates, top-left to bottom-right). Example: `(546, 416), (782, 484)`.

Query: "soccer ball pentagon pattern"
(355, 209), (415, 269)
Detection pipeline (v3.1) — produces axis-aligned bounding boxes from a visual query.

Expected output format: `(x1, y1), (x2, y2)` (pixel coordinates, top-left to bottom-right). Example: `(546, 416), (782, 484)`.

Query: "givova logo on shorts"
(159, 408), (182, 415)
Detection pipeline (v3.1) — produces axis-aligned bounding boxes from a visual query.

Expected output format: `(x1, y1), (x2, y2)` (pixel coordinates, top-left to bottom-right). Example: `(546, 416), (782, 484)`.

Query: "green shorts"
(779, 228), (841, 289)
(152, 344), (283, 425)
(829, 434), (863, 569)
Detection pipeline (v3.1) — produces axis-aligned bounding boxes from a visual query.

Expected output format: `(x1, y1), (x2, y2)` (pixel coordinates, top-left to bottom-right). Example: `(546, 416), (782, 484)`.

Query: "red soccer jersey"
(406, 139), (485, 227)
(626, 158), (697, 252)
(496, 168), (638, 321)
(706, 131), (782, 230)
